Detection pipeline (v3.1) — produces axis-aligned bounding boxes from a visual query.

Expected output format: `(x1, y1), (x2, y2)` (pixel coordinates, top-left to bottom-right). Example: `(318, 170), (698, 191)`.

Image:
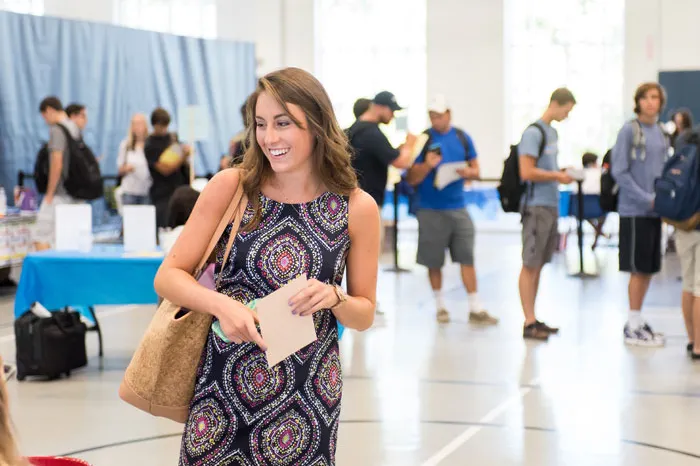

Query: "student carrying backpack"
(601, 119), (671, 214)
(33, 123), (103, 200)
(497, 122), (546, 213)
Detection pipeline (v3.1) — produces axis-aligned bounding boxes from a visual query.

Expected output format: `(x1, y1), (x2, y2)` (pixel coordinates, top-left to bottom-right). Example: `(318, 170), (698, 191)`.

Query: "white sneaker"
(624, 323), (665, 347)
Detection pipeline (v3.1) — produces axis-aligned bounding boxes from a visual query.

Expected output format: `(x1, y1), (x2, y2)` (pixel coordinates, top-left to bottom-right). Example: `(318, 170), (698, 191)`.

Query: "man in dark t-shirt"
(144, 107), (191, 228)
(348, 91), (416, 207)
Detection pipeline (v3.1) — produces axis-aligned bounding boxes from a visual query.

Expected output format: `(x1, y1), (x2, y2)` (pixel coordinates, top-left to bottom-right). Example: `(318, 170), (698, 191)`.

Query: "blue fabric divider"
(0, 10), (256, 202)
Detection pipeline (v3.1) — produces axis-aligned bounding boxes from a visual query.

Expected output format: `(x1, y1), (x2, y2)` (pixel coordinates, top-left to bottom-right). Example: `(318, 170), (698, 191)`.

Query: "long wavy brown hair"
(0, 358), (26, 466)
(238, 67), (357, 231)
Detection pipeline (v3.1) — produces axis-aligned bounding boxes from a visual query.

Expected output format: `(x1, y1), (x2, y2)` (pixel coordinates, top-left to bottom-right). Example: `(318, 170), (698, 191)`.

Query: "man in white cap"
(405, 95), (497, 325)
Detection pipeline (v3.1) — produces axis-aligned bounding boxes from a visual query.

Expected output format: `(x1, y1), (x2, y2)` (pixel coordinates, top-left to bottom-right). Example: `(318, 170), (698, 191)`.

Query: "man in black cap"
(347, 91), (416, 324)
(348, 91), (416, 210)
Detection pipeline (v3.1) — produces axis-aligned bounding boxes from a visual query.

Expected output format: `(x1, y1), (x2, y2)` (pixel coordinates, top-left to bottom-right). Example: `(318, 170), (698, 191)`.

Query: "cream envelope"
(256, 275), (318, 368)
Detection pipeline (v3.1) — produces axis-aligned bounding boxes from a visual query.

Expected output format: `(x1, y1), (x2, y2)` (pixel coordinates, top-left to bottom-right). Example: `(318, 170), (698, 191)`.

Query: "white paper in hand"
(256, 275), (318, 368)
(434, 161), (467, 190)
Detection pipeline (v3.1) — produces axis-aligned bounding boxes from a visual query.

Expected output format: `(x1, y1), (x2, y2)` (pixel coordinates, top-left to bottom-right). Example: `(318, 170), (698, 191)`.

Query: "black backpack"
(56, 123), (104, 200)
(599, 149), (617, 212)
(33, 142), (50, 194)
(497, 123), (546, 213)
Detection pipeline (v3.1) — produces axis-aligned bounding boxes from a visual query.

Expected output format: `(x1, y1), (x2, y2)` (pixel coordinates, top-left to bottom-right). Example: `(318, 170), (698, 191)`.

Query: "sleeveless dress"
(179, 191), (350, 466)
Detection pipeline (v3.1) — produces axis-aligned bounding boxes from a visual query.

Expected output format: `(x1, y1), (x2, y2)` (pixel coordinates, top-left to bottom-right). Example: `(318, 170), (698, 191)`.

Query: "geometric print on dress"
(304, 333), (343, 427)
(250, 392), (322, 466)
(180, 192), (350, 466)
(222, 347), (296, 425)
(299, 192), (349, 251)
(183, 381), (238, 465)
(292, 310), (334, 366)
(247, 217), (323, 293)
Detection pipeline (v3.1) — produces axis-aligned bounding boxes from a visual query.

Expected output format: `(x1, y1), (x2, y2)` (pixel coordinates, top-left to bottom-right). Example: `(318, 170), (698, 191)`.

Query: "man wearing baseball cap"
(348, 91), (416, 209)
(347, 90), (416, 323)
(405, 95), (498, 326)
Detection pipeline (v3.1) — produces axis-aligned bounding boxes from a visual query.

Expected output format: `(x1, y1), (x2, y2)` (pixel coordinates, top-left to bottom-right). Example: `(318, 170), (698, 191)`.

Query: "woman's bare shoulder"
(348, 188), (379, 222)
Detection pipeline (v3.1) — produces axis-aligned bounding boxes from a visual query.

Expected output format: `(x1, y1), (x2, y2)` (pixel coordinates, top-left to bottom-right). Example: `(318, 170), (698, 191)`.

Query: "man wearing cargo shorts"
(406, 95), (498, 325)
(518, 88), (576, 341)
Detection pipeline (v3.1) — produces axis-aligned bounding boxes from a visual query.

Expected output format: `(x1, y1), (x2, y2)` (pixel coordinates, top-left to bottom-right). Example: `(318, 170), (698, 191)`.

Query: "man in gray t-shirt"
(35, 96), (82, 249)
(517, 88), (576, 341)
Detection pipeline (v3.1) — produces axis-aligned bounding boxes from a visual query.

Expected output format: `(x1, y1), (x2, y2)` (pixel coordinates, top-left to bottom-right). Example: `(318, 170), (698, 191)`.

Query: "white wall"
(624, 0), (700, 117)
(427, 0), (505, 179)
(43, 0), (114, 23)
(252, 0), (315, 76)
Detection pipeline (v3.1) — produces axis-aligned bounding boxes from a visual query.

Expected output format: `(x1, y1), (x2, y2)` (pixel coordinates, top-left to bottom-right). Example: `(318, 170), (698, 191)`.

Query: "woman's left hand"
(288, 279), (339, 317)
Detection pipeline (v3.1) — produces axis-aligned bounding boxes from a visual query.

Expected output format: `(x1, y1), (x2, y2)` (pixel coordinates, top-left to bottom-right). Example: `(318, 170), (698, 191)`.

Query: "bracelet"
(330, 284), (348, 309)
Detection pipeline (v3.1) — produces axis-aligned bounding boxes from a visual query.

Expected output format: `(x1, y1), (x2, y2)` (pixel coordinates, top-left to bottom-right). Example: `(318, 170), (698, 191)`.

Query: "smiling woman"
(153, 67), (380, 465)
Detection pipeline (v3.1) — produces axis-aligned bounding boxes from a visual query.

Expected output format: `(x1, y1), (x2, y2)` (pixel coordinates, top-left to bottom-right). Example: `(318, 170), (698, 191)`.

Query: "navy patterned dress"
(179, 191), (350, 466)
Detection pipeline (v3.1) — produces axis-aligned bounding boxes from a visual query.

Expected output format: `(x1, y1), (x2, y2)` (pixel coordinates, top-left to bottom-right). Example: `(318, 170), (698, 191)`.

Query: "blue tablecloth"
(14, 244), (163, 318)
(13, 244), (348, 340)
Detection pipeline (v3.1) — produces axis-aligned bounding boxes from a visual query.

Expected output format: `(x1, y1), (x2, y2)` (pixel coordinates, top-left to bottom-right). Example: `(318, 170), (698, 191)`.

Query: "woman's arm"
(289, 189), (379, 331)
(333, 189), (380, 330)
(153, 168), (266, 348)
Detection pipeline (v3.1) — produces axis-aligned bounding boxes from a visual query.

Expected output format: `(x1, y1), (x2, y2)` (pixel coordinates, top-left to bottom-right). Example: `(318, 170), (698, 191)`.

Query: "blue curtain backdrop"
(0, 10), (256, 200)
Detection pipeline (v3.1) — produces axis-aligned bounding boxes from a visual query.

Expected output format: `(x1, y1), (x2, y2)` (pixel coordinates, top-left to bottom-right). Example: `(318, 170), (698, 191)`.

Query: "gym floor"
(1, 230), (698, 466)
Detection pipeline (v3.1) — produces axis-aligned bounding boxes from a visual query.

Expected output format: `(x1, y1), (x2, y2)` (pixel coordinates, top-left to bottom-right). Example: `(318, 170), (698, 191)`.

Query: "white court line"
(0, 305), (147, 344)
(421, 377), (540, 466)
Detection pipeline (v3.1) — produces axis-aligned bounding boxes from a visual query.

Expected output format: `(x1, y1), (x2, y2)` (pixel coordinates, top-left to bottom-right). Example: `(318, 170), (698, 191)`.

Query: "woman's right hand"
(214, 295), (267, 351)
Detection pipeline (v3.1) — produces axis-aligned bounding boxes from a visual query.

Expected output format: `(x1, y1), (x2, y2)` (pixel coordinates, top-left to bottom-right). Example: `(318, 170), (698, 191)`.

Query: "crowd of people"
(2, 68), (695, 464)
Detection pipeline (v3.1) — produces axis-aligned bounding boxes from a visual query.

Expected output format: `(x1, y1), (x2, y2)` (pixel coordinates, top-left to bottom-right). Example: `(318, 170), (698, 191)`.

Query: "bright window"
(0, 0), (43, 15)
(507, 0), (624, 166)
(114, 0), (216, 39)
(315, 0), (427, 142)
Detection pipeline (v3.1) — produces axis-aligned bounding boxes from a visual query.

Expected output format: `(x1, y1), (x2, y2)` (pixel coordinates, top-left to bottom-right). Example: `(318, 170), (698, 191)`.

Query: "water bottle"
(0, 187), (7, 216)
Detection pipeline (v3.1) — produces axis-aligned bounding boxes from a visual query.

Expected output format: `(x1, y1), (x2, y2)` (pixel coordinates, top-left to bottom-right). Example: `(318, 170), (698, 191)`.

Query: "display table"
(0, 213), (36, 268)
(14, 245), (164, 356)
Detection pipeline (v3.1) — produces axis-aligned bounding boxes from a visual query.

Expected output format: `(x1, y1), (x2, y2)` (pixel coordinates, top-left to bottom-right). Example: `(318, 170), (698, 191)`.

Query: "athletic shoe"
(624, 323), (664, 347)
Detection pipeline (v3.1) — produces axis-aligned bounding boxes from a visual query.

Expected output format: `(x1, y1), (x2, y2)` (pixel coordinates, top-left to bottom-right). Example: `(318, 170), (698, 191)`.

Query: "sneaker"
(436, 308), (450, 324)
(524, 322), (549, 341)
(624, 323), (665, 347)
(469, 310), (499, 326)
(535, 320), (559, 334)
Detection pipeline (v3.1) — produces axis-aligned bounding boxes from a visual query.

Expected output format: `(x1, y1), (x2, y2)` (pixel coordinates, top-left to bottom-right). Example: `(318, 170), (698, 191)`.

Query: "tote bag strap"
(215, 191), (248, 289)
(193, 182), (245, 277)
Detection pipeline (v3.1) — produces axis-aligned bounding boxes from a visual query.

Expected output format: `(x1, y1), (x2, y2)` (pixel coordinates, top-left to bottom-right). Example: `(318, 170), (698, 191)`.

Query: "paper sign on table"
(256, 275), (318, 368)
(123, 205), (157, 252)
(55, 204), (92, 252)
(434, 161), (468, 190)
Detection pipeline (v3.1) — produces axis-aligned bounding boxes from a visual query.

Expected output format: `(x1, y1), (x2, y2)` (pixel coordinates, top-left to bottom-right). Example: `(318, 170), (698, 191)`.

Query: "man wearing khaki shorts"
(406, 95), (497, 325)
(518, 88), (576, 341)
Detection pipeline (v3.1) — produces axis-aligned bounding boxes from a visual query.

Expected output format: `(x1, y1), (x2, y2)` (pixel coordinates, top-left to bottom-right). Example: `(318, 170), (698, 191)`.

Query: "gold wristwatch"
(331, 284), (348, 309)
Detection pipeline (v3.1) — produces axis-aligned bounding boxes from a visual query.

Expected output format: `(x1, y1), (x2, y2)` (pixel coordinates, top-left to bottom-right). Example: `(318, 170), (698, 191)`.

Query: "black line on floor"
(58, 421), (700, 460)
